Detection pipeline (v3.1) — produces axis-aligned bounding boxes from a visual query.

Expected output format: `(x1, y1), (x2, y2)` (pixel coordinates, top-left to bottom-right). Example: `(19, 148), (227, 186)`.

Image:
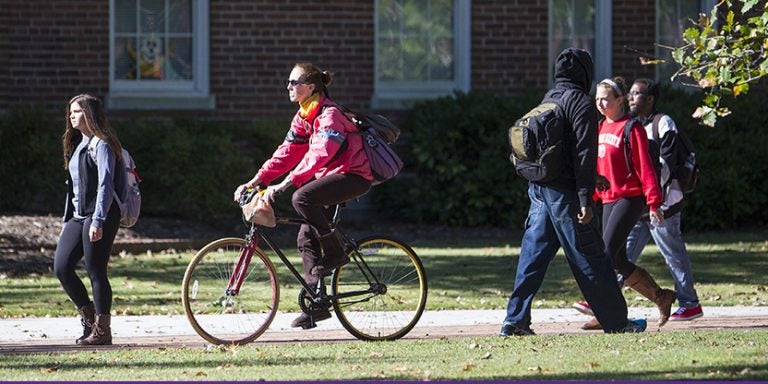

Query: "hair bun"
(321, 71), (333, 87)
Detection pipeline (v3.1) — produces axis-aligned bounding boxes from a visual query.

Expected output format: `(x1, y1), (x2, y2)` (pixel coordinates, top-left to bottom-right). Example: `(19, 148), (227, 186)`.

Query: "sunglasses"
(286, 79), (306, 87)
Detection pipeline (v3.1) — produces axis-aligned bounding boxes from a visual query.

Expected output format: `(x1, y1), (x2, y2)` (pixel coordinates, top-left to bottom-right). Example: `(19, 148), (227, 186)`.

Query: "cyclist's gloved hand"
(234, 178), (261, 203)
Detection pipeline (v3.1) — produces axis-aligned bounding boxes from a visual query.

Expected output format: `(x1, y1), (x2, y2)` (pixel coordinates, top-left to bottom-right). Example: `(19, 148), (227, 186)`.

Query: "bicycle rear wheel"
(181, 237), (279, 345)
(331, 236), (427, 341)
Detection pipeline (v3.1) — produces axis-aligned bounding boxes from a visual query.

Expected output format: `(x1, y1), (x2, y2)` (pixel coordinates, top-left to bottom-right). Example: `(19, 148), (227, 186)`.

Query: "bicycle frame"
(226, 205), (384, 303)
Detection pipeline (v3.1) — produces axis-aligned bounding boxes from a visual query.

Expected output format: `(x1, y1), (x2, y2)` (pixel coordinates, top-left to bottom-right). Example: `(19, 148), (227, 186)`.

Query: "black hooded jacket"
(539, 48), (598, 208)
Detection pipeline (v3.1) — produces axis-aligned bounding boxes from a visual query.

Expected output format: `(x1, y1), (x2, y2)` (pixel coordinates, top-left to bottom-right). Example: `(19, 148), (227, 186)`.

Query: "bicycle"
(181, 189), (428, 345)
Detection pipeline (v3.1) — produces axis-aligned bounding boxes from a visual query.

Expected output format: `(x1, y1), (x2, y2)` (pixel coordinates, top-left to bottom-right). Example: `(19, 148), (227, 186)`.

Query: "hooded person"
(499, 48), (648, 336)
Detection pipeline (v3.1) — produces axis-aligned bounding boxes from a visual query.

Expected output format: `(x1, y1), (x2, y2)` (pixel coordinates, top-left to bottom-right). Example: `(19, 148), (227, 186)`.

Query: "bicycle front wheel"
(331, 236), (427, 341)
(181, 237), (279, 345)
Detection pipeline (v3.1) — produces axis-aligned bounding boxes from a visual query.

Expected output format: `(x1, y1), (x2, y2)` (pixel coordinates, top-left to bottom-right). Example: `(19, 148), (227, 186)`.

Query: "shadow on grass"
(418, 243), (768, 303)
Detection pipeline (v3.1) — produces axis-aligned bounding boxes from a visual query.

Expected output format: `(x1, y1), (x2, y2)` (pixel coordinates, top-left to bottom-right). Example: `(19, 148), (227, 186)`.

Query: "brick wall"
(0, 1), (110, 114)
(611, 0), (657, 81)
(208, 0), (375, 121)
(472, 0), (550, 96)
(0, 0), (666, 121)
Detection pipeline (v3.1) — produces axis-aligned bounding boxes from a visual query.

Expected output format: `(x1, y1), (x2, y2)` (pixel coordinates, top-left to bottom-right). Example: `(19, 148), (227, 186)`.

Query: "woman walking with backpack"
(54, 94), (126, 345)
(233, 63), (373, 329)
(573, 77), (675, 330)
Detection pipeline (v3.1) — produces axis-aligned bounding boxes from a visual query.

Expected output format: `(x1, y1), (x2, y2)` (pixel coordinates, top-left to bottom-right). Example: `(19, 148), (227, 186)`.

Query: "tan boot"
(75, 302), (95, 345)
(581, 317), (602, 330)
(79, 314), (112, 346)
(625, 266), (677, 327)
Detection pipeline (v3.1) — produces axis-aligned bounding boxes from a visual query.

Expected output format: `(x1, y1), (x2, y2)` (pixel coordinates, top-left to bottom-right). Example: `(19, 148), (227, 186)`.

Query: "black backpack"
(508, 91), (569, 182)
(650, 113), (699, 194)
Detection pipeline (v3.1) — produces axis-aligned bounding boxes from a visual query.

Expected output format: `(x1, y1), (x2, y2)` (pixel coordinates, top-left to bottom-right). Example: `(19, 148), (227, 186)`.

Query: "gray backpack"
(88, 138), (142, 227)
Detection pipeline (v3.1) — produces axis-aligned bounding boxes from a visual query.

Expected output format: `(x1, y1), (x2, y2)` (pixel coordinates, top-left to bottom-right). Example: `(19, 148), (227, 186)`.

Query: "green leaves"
(669, 0), (768, 127)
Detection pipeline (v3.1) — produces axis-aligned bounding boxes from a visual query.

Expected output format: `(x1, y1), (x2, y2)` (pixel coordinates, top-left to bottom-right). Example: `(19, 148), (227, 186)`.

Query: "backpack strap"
(622, 117), (636, 178)
(308, 103), (350, 165)
(85, 136), (125, 206)
(651, 113), (664, 143)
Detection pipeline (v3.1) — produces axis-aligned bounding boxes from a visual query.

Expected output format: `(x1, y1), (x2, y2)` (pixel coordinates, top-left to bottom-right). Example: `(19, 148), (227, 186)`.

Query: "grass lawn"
(0, 228), (766, 380)
(0, 229), (766, 317)
(2, 331), (766, 381)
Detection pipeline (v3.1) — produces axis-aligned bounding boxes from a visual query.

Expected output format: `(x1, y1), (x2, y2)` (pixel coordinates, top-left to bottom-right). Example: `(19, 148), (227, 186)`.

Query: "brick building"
(0, 0), (716, 121)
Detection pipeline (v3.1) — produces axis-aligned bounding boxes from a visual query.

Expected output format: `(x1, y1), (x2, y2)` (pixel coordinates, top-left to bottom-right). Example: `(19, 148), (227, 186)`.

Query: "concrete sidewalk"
(2, 306), (767, 343)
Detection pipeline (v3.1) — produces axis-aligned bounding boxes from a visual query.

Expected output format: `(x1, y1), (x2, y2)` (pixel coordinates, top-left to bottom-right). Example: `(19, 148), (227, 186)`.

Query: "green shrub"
(0, 108), (62, 212)
(373, 91), (537, 228)
(660, 86), (768, 230)
(116, 117), (287, 222)
(0, 108), (289, 222)
(372, 88), (768, 231)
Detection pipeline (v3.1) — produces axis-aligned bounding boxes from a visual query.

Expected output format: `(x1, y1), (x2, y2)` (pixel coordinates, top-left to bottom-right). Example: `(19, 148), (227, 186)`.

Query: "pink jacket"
(255, 97), (373, 187)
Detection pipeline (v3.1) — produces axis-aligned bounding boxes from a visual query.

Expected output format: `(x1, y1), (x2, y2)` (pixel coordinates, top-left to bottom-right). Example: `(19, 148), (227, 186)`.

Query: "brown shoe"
(75, 302), (95, 345)
(581, 317), (602, 330)
(625, 266), (677, 327)
(79, 314), (112, 346)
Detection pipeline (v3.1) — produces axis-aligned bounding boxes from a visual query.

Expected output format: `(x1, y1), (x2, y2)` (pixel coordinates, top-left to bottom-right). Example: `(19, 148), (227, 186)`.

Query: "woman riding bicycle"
(234, 63), (373, 329)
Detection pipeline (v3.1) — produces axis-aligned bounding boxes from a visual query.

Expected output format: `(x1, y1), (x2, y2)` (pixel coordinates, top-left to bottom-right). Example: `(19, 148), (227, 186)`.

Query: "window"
(373, 0), (471, 109)
(656, 0), (717, 85)
(549, 0), (611, 86)
(108, 0), (213, 110)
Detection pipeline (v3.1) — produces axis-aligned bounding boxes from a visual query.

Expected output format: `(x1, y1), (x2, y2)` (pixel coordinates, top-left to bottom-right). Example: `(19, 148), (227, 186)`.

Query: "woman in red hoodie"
(234, 63), (374, 329)
(576, 77), (676, 330)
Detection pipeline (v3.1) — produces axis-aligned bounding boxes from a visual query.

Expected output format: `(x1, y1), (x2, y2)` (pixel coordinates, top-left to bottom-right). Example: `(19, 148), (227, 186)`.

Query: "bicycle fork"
(226, 240), (257, 296)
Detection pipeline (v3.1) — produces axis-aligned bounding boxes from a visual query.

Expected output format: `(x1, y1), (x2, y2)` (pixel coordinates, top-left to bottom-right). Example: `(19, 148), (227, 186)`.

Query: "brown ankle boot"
(311, 231), (350, 277)
(625, 266), (677, 327)
(79, 314), (112, 346)
(581, 317), (602, 330)
(76, 302), (95, 345)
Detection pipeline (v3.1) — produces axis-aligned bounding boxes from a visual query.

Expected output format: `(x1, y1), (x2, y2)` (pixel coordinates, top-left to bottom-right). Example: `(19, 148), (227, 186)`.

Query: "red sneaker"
(572, 301), (594, 316)
(670, 305), (703, 321)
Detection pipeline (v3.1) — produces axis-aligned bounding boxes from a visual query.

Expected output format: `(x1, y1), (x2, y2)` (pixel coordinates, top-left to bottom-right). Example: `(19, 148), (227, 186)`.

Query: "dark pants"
(53, 203), (120, 315)
(601, 196), (646, 278)
(292, 173), (371, 284)
(504, 184), (629, 332)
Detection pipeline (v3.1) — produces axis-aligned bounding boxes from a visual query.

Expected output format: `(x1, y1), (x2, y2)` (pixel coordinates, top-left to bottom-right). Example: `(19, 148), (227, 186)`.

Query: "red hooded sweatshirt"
(255, 95), (373, 187)
(595, 115), (662, 210)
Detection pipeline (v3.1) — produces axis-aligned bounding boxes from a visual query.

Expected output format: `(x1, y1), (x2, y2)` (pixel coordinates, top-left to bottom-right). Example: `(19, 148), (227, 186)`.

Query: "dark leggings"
(292, 173), (371, 284)
(601, 196), (646, 278)
(54, 203), (120, 314)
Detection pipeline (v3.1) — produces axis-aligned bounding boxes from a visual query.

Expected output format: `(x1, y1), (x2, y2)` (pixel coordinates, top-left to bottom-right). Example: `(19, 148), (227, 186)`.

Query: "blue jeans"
(626, 212), (700, 308)
(503, 184), (629, 332)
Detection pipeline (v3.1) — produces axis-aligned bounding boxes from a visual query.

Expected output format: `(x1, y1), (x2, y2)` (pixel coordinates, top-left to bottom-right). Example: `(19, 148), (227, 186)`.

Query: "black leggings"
(292, 173), (371, 284)
(601, 196), (646, 278)
(53, 203), (120, 314)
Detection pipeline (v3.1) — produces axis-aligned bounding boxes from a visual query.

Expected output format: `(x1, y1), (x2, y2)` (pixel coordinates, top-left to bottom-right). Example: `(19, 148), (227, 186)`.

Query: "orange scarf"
(298, 93), (320, 119)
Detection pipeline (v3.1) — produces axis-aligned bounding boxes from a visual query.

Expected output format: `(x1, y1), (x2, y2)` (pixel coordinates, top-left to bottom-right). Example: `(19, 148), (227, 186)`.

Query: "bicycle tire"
(181, 237), (279, 345)
(331, 235), (427, 341)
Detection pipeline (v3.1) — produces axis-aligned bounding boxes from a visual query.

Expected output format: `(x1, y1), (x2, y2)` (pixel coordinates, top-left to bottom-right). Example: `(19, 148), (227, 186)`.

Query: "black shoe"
(290, 308), (332, 329)
(499, 323), (535, 337)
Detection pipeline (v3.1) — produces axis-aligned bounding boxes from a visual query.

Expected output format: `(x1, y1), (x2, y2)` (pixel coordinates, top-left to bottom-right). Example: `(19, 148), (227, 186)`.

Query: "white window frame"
(548, 0), (611, 88)
(655, 0), (717, 84)
(107, 0), (214, 110)
(372, 0), (471, 109)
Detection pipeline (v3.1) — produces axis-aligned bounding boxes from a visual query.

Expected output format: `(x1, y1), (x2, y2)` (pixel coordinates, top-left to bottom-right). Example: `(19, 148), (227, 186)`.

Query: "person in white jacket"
(625, 78), (703, 321)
